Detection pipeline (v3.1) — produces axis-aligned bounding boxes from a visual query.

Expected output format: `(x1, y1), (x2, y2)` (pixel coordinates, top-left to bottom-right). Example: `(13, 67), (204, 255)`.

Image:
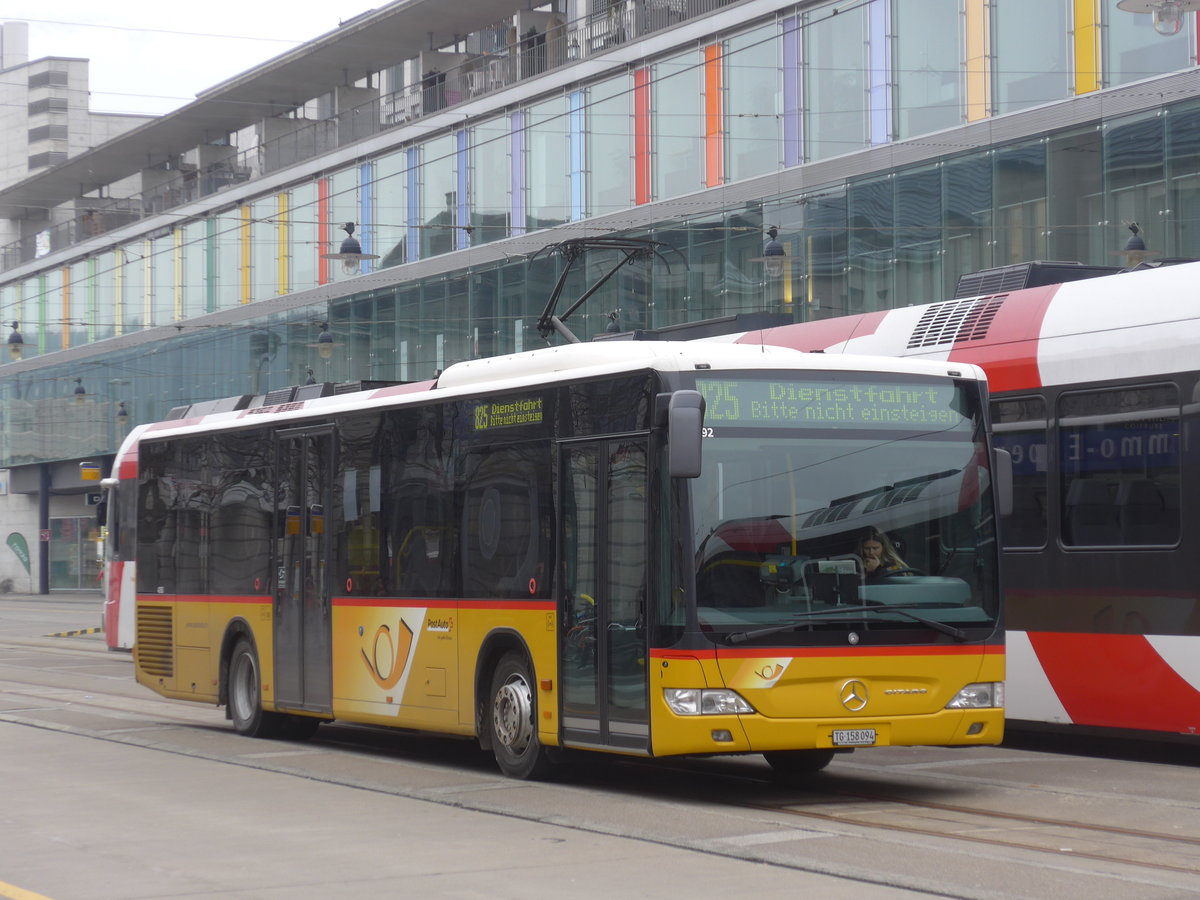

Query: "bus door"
(273, 427), (334, 714)
(560, 438), (649, 752)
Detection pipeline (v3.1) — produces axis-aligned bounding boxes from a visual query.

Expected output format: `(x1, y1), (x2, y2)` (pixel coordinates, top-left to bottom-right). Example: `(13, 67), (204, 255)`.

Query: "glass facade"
(994, 0), (1070, 115)
(3, 2), (1200, 470)
(805, 1), (868, 160)
(653, 50), (703, 199)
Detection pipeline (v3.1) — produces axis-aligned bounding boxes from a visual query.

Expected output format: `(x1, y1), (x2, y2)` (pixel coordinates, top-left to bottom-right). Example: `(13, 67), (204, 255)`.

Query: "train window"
(991, 396), (1048, 548)
(1057, 385), (1179, 547)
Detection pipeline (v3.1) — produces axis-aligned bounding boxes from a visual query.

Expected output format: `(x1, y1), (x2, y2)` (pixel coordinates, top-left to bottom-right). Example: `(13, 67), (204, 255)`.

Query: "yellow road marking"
(0, 881), (55, 900)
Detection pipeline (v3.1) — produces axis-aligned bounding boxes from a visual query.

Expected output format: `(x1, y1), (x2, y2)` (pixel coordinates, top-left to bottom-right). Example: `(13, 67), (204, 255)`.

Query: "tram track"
(745, 791), (1200, 877)
(4, 638), (1200, 898)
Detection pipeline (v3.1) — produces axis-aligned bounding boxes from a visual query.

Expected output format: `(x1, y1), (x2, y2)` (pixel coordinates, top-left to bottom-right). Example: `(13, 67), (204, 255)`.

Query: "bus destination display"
(474, 396), (544, 431)
(696, 378), (965, 429)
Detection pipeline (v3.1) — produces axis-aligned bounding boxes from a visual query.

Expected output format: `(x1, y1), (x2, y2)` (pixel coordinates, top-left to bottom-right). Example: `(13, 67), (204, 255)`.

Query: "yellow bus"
(104, 340), (1006, 778)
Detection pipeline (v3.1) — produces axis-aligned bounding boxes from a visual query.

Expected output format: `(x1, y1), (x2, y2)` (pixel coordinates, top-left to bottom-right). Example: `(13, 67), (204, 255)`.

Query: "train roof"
(735, 259), (1200, 393)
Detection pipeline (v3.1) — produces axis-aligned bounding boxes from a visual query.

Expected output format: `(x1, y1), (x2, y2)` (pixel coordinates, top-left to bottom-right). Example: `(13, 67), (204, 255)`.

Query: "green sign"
(474, 396), (544, 430)
(6, 533), (30, 575)
(697, 378), (968, 430)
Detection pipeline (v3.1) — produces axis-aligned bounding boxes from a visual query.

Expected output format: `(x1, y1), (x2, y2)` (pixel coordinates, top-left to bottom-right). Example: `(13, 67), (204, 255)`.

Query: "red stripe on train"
(1028, 632), (1200, 733)
(945, 284), (1060, 392)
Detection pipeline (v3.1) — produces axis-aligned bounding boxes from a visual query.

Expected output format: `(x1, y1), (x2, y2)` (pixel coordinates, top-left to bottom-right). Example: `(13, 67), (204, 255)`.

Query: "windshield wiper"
(726, 602), (968, 644)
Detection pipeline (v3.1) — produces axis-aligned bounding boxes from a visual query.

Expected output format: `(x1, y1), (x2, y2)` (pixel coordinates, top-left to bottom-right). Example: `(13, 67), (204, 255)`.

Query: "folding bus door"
(560, 438), (650, 752)
(273, 427), (334, 714)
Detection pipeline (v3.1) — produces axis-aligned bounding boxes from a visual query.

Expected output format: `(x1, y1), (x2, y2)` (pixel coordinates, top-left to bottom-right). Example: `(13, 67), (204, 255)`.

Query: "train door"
(560, 438), (650, 752)
(273, 427), (334, 714)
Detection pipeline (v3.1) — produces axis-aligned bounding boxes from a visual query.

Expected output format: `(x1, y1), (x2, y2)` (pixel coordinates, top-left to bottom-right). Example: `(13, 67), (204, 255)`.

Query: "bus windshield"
(688, 373), (999, 642)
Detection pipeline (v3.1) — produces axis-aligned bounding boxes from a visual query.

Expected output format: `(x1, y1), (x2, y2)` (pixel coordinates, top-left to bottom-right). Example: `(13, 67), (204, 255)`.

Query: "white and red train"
(735, 261), (1200, 741)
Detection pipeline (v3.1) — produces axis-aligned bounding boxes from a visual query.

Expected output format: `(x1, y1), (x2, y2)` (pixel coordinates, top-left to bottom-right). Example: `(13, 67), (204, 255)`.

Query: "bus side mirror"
(992, 448), (1013, 517)
(668, 390), (705, 478)
(97, 478), (117, 528)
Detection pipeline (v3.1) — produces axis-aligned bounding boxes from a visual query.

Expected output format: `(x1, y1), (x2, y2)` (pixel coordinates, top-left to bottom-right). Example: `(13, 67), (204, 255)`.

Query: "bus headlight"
(664, 688), (755, 716)
(945, 682), (1004, 709)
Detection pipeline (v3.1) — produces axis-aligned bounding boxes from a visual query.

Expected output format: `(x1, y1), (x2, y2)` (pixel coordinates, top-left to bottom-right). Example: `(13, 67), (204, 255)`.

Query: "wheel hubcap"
(494, 674), (533, 752)
(232, 654), (254, 721)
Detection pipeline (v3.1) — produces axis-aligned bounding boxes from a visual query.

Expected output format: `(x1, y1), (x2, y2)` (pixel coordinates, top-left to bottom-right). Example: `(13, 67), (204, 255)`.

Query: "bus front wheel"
(763, 749), (837, 775)
(229, 638), (280, 738)
(488, 651), (554, 780)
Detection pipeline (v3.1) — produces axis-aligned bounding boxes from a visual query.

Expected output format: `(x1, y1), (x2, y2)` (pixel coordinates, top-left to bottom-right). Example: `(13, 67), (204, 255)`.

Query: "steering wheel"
(882, 567), (924, 577)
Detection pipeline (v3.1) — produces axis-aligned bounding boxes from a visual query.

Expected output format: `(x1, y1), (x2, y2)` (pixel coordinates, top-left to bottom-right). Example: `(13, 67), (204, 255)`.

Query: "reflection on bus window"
(1058, 385), (1179, 548)
(689, 375), (999, 637)
(461, 443), (552, 600)
(991, 396), (1048, 549)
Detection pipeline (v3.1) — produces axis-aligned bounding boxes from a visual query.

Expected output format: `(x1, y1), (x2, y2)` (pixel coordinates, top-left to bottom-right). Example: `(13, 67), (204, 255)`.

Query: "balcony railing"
(0, 0), (739, 274)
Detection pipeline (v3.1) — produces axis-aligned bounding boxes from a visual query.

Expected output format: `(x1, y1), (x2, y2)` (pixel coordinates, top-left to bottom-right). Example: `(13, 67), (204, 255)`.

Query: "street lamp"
(7, 322), (23, 360)
(320, 222), (380, 275)
(751, 227), (788, 279)
(1117, 0), (1200, 36)
(1114, 222), (1160, 267)
(316, 322), (336, 359)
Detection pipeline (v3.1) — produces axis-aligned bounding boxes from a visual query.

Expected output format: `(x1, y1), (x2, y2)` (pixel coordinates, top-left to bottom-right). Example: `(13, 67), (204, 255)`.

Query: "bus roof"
(129, 339), (985, 444)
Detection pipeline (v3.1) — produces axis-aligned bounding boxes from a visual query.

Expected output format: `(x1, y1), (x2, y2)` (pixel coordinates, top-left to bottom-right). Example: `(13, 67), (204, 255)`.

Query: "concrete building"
(0, 23), (154, 241)
(0, 0), (1198, 591)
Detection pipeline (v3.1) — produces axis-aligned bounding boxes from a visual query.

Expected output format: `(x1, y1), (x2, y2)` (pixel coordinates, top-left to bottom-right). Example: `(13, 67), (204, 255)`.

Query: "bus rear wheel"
(763, 749), (837, 775)
(228, 637), (280, 738)
(488, 651), (554, 780)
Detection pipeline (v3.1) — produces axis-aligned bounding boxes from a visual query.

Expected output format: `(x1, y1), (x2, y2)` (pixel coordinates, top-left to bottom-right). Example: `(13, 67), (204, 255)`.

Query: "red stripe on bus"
(137, 594), (272, 604)
(146, 418), (203, 431)
(333, 597), (455, 609)
(370, 381), (438, 399)
(742, 310), (889, 352)
(330, 597), (551, 610)
(653, 644), (1003, 661)
(138, 594), (551, 610)
(1028, 632), (1200, 733)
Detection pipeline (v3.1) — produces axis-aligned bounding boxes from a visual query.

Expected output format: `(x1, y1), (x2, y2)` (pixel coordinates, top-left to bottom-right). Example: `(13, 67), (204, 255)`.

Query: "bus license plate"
(832, 728), (876, 746)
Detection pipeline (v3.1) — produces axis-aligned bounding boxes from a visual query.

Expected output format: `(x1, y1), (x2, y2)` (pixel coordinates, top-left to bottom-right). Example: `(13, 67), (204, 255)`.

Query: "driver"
(857, 526), (908, 583)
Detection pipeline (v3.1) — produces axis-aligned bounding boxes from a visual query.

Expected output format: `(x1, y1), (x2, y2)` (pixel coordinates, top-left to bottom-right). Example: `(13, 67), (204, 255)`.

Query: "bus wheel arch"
(218, 618), (256, 711)
(223, 625), (281, 738)
(475, 632), (554, 779)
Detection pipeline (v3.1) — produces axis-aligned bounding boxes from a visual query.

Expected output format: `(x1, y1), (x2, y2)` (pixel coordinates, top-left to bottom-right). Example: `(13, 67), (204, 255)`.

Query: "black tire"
(763, 749), (838, 775)
(488, 650), (555, 780)
(228, 637), (281, 738)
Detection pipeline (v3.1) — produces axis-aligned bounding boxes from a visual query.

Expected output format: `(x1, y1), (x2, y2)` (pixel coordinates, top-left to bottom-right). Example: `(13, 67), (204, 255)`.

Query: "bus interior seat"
(1064, 479), (1119, 546)
(1117, 479), (1174, 545)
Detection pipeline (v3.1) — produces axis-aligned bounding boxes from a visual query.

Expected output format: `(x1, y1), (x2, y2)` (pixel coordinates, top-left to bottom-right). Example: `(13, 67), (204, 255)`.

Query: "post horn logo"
(361, 620), (414, 690)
